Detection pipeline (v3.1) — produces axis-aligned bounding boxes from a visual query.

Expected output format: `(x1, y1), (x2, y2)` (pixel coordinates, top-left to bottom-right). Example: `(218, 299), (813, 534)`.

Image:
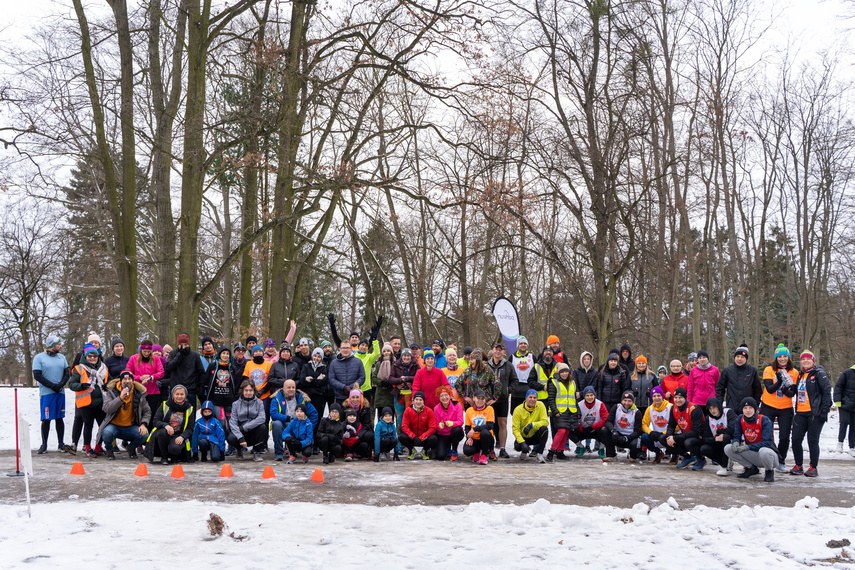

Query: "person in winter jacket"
(434, 386), (464, 461)
(487, 343), (517, 459)
(527, 346), (558, 402)
(282, 404), (314, 463)
(640, 387), (671, 463)
(144, 384), (196, 465)
(596, 353), (630, 411)
(269, 342), (300, 396)
(127, 340), (165, 417)
(104, 337), (130, 379)
(514, 389), (550, 462)
(299, 348), (329, 413)
(374, 407), (399, 461)
(342, 389), (374, 431)
(164, 332), (206, 406)
(68, 344), (107, 457)
(200, 336), (218, 370)
(687, 350), (719, 414)
(243, 344), (274, 430)
(573, 351), (598, 400)
(571, 387), (610, 459)
(371, 344), (396, 414)
(230, 343), (248, 385)
(545, 335), (565, 364)
(72, 332), (102, 368)
(630, 355), (658, 416)
(355, 337), (381, 401)
(834, 364), (855, 455)
(603, 391), (643, 462)
(789, 350), (832, 477)
(328, 341), (366, 404)
(342, 407), (372, 460)
(510, 337), (535, 412)
(270, 379), (319, 460)
(98, 371), (151, 460)
(725, 397), (778, 482)
(390, 349), (420, 432)
(262, 338), (278, 364)
(665, 387), (704, 469)
(463, 390), (495, 465)
(545, 364), (579, 460)
(618, 344), (635, 375)
(227, 381), (268, 461)
(412, 352), (450, 411)
(292, 335), (313, 372)
(400, 391), (438, 459)
(761, 344), (798, 472)
(699, 397), (737, 473)
(459, 349), (500, 411)
(318, 404), (346, 464)
(716, 344), (761, 411)
(191, 401), (226, 462)
(660, 360), (688, 404)
(429, 339), (448, 369)
(204, 346), (238, 431)
(441, 348), (466, 407)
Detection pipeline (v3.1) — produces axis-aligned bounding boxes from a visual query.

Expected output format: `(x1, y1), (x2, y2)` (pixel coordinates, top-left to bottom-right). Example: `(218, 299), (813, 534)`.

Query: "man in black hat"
(725, 397), (778, 482)
(716, 344), (761, 411)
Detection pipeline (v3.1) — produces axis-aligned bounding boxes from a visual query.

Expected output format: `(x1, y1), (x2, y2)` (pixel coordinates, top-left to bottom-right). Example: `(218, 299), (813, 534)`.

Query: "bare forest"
(1, 0), (854, 383)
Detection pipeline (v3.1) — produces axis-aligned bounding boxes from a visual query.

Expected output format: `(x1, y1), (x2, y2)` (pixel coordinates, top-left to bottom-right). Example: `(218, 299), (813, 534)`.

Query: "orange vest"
(244, 361), (273, 399)
(73, 365), (92, 408)
(672, 404), (695, 433)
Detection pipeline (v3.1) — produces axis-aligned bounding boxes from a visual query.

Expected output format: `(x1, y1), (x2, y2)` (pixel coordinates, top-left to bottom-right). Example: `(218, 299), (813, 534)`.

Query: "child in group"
(318, 403), (345, 464)
(282, 404), (314, 463)
(374, 407), (400, 462)
(192, 401), (226, 462)
(462, 390), (495, 465)
(342, 408), (372, 460)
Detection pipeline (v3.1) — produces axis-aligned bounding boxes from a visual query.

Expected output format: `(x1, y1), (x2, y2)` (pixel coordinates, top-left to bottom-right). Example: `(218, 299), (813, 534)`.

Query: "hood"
(619, 344), (632, 360)
(201, 400), (215, 413)
(579, 351), (594, 370)
(706, 397), (722, 418)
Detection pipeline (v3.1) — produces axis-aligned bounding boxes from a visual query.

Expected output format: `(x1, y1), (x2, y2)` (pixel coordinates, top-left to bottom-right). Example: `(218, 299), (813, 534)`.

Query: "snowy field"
(1, 497), (854, 568)
(2, 387), (854, 459)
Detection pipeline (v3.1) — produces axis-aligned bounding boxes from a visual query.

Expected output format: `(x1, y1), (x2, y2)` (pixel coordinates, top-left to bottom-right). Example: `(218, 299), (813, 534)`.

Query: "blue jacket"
(270, 390), (318, 428)
(191, 416), (226, 453)
(732, 414), (774, 451)
(374, 420), (398, 456)
(282, 417), (313, 448)
(423, 348), (447, 369)
(328, 353), (366, 401)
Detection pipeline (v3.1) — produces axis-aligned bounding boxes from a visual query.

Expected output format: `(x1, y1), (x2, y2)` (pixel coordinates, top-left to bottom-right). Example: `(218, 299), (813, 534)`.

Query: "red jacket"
(402, 405), (437, 440)
(412, 366), (449, 410)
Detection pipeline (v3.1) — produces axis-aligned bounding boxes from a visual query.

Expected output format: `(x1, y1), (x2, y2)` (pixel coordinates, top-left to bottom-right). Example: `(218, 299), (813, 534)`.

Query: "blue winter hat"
(525, 389), (538, 399)
(582, 386), (596, 396)
(252, 344), (264, 354)
(83, 343), (99, 356)
(774, 344), (789, 358)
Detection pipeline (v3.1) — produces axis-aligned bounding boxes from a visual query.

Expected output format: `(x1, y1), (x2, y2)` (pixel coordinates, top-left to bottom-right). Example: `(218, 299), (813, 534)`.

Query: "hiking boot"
(478, 454), (488, 465)
(407, 449), (416, 460)
(737, 466), (760, 478)
(789, 465), (804, 475)
(253, 452), (263, 462)
(691, 458), (707, 471)
(449, 450), (457, 462)
(598, 448), (606, 460)
(555, 452), (568, 461)
(286, 456), (295, 464)
(804, 466), (818, 478)
(546, 450), (555, 462)
(37, 444), (47, 454)
(488, 450), (498, 461)
(499, 448), (510, 459)
(764, 469), (774, 482)
(653, 451), (664, 464)
(329, 452), (336, 464)
(237, 447), (244, 460)
(575, 446), (586, 458)
(676, 456), (694, 469)
(323, 453), (330, 465)
(105, 449), (115, 460)
(393, 451), (400, 462)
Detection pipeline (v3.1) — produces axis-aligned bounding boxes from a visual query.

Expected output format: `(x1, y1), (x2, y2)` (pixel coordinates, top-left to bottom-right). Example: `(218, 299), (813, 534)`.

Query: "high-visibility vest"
(73, 365), (92, 408)
(672, 404), (696, 433)
(147, 402), (195, 450)
(549, 378), (578, 413)
(534, 364), (551, 400)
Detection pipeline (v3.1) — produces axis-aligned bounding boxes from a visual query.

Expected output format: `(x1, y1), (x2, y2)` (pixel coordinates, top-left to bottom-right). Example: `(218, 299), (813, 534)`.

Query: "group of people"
(31, 319), (850, 481)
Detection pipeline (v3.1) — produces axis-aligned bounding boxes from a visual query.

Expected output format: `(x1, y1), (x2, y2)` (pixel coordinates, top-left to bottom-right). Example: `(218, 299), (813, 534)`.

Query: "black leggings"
(318, 435), (341, 457)
(700, 442), (728, 466)
(71, 406), (105, 447)
(792, 413), (824, 468)
(145, 394), (163, 428)
(436, 427), (464, 460)
(839, 409), (855, 448)
(149, 428), (189, 460)
(759, 404), (793, 462)
(343, 431), (373, 458)
(41, 419), (65, 446)
(463, 432), (495, 456)
(399, 433), (437, 451)
(285, 437), (313, 458)
(517, 426), (549, 454)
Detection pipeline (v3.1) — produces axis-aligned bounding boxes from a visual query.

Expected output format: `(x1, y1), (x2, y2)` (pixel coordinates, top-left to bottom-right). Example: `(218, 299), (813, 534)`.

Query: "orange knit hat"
(547, 335), (559, 346)
(635, 355), (648, 365)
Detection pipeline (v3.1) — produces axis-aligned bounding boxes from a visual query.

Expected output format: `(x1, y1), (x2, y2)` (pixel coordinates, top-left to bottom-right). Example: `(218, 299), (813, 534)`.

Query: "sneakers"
(835, 442), (844, 453)
(804, 466), (818, 477)
(737, 466), (760, 478)
(488, 450), (498, 461)
(286, 456), (295, 464)
(575, 447), (586, 458)
(598, 448), (605, 460)
(252, 452), (263, 462)
(536, 454), (546, 463)
(93, 444), (106, 457)
(775, 463), (788, 473)
(407, 449), (416, 460)
(225, 446), (236, 457)
(628, 458), (637, 464)
(478, 454), (488, 465)
(275, 454), (283, 461)
(676, 456), (695, 469)
(473, 453), (481, 463)
(84, 445), (96, 459)
(237, 448), (244, 460)
(519, 451), (529, 461)
(555, 452), (568, 461)
(420, 449), (429, 461)
(653, 451), (664, 464)
(323, 453), (330, 465)
(392, 451), (400, 462)
(716, 467), (729, 476)
(37, 444), (47, 454)
(668, 456), (678, 466)
(450, 450), (458, 462)
(499, 448), (510, 459)
(128, 449), (138, 460)
(105, 449), (115, 460)
(789, 465), (804, 475)
(850, 449), (855, 458)
(345, 453), (355, 462)
(383, 452), (392, 461)
(764, 469), (774, 482)
(63, 444), (76, 455)
(691, 458), (707, 471)
(302, 455), (309, 463)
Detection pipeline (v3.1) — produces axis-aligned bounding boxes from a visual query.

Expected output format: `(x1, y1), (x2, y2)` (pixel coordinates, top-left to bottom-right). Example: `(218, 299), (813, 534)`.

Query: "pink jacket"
(687, 365), (720, 406)
(127, 353), (165, 395)
(433, 401), (464, 436)
(412, 366), (450, 410)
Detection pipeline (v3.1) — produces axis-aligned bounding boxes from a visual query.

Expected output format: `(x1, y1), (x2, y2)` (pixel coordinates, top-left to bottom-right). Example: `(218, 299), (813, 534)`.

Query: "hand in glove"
(327, 313), (336, 325)
(732, 443), (748, 453)
(520, 442), (531, 454)
(446, 421), (454, 428)
(305, 376), (313, 383)
(413, 437), (422, 446)
(380, 380), (392, 390)
(525, 423), (534, 433)
(317, 374), (325, 380)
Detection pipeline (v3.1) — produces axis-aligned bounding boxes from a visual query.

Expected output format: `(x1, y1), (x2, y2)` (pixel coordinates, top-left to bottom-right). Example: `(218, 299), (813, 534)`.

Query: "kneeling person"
(192, 401), (226, 462)
(700, 397), (736, 474)
(514, 389), (550, 462)
(570, 387), (610, 459)
(374, 407), (400, 461)
(282, 403), (313, 463)
(604, 391), (643, 462)
(99, 370), (151, 460)
(400, 391), (438, 460)
(725, 397), (778, 482)
(318, 404), (345, 464)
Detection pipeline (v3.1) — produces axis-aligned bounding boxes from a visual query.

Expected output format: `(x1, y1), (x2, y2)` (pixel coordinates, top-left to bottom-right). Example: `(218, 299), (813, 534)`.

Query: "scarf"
(698, 362), (711, 370)
(378, 359), (392, 381)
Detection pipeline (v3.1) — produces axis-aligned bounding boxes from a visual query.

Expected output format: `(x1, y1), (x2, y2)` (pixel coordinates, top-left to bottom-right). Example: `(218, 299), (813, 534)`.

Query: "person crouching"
(725, 397), (779, 482)
(144, 384), (195, 465)
(282, 403), (313, 463)
(374, 407), (400, 462)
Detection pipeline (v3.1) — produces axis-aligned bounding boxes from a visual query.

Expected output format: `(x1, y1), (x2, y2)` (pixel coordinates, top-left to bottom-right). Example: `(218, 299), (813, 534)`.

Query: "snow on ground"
(2, 387), (855, 460)
(1, 498), (854, 568)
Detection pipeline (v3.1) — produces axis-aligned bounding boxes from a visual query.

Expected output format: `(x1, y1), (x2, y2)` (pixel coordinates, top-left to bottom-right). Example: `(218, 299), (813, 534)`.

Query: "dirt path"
(1, 450), (852, 509)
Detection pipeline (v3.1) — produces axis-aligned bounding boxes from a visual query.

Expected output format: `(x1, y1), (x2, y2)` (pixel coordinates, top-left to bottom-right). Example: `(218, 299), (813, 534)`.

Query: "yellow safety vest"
(550, 377), (578, 413)
(535, 364), (550, 400)
(147, 402), (195, 451)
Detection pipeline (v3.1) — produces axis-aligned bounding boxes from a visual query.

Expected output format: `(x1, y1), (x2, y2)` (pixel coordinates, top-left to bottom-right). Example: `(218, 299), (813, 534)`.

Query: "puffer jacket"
(573, 351), (598, 394)
(374, 420), (398, 455)
(401, 405), (437, 440)
(328, 353), (366, 401)
(596, 362), (630, 404)
(834, 366), (855, 412)
(191, 402), (226, 453)
(631, 370), (659, 409)
(298, 360), (328, 405)
(269, 357), (300, 393)
(318, 416), (345, 445)
(796, 365), (832, 421)
(228, 396), (266, 441)
(687, 365), (720, 407)
(282, 416), (313, 448)
(716, 362), (761, 410)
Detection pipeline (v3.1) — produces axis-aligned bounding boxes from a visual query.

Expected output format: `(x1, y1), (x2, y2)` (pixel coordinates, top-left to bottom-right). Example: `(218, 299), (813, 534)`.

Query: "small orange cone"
(262, 466), (275, 479)
(170, 465), (185, 478)
(70, 462), (85, 475)
(134, 463), (148, 477)
(219, 464), (234, 478)
(310, 468), (324, 483)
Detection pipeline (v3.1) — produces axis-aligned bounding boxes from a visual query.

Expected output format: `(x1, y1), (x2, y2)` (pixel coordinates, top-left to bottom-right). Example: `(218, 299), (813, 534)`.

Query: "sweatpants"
(759, 404), (793, 462)
(792, 413), (824, 467)
(665, 436), (702, 459)
(725, 444), (778, 470)
(839, 409), (855, 448)
(399, 433), (438, 452)
(145, 394), (163, 428)
(463, 432), (495, 457)
(436, 427), (464, 460)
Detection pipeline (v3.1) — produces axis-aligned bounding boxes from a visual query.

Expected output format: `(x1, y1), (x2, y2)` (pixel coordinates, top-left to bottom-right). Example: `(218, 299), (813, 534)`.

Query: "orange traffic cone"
(134, 463), (148, 477)
(170, 465), (185, 478)
(70, 462), (85, 475)
(262, 466), (275, 479)
(219, 464), (234, 478)
(310, 468), (324, 483)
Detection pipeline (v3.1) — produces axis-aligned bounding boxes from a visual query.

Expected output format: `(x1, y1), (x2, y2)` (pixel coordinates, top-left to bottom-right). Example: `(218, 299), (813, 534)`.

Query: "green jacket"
(356, 340), (380, 391)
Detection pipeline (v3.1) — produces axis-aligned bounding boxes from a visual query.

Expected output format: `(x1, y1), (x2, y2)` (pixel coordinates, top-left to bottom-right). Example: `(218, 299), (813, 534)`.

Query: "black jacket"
(631, 371), (659, 408)
(716, 362), (761, 410)
(573, 366), (598, 395)
(596, 363), (630, 404)
(152, 398), (196, 443)
(665, 402), (704, 442)
(318, 416), (345, 444)
(104, 354), (130, 379)
(701, 408), (738, 445)
(298, 361), (329, 404)
(269, 358), (300, 392)
(292, 351), (311, 372)
(527, 357), (558, 393)
(834, 367), (855, 412)
(797, 365), (832, 421)
(487, 356), (517, 400)
(229, 358), (247, 390)
(618, 344), (635, 375)
(164, 348), (206, 394)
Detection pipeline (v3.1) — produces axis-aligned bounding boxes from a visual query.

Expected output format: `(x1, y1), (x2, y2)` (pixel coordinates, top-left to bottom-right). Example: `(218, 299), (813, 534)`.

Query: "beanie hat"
(800, 350), (816, 362)
(381, 407), (393, 418)
(413, 391), (426, 401)
(696, 350), (709, 359)
(279, 341), (291, 352)
(542, 345), (554, 354)
(402, 348), (413, 357)
(83, 343), (99, 356)
(635, 355), (647, 365)
(345, 408), (358, 418)
(176, 333), (189, 345)
(463, 346), (473, 356)
(320, 340), (332, 349)
(152, 344), (163, 353)
(162, 344), (172, 353)
(251, 345), (264, 354)
(218, 346), (231, 359)
(246, 335), (258, 344)
(112, 337), (125, 349)
(423, 352), (436, 361)
(298, 337), (310, 346)
(687, 352), (698, 361)
(609, 347), (620, 356)
(621, 391), (635, 401)
(172, 384), (187, 396)
(265, 338), (275, 347)
(432, 338), (444, 348)
(118, 370), (134, 380)
(657, 365), (667, 374)
(517, 336), (528, 346)
(87, 332), (101, 344)
(330, 403), (342, 414)
(674, 387), (688, 398)
(739, 397), (758, 411)
(554, 362), (571, 375)
(670, 359), (683, 368)
(471, 348), (484, 360)
(312, 348), (323, 358)
(233, 342), (246, 352)
(359, 338), (370, 347)
(547, 335), (559, 346)
(651, 386), (665, 398)
(525, 389), (538, 399)
(582, 386), (596, 396)
(446, 348), (458, 359)
(295, 404), (307, 414)
(201, 336), (213, 347)
(350, 331), (361, 339)
(734, 344), (749, 358)
(382, 343), (393, 353)
(349, 389), (362, 398)
(774, 344), (790, 358)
